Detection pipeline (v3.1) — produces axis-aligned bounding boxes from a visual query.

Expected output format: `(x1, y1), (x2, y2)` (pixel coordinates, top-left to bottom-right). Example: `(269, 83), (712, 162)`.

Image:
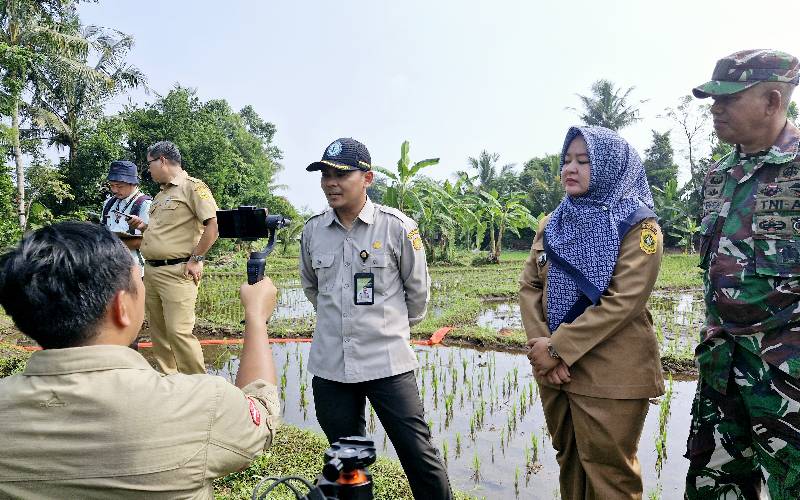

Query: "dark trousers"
(312, 371), (452, 500)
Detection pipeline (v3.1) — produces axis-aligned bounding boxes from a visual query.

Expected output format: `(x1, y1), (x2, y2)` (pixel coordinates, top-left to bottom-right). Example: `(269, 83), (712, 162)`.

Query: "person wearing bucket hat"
(300, 138), (452, 499)
(685, 49), (800, 500)
(101, 160), (152, 278)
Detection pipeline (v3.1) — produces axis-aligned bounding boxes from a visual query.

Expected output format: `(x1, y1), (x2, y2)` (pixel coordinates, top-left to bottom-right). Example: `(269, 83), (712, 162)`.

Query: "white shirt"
(103, 189), (151, 276)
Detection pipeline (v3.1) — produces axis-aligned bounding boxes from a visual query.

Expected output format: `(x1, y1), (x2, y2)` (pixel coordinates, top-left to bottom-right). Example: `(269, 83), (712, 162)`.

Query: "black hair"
(0, 222), (137, 348)
(147, 140), (182, 165)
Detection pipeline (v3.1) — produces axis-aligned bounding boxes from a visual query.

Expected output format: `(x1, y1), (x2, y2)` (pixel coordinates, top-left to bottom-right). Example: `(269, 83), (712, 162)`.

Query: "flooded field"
(202, 343), (695, 500)
(198, 272), (705, 360)
(188, 264), (708, 498)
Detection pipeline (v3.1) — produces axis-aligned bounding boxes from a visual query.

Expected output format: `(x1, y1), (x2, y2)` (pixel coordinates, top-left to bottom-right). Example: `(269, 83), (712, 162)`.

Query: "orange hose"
(18, 327), (452, 352)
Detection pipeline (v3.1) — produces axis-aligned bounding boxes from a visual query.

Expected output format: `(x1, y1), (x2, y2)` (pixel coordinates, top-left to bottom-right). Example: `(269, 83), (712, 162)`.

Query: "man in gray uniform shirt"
(300, 138), (452, 500)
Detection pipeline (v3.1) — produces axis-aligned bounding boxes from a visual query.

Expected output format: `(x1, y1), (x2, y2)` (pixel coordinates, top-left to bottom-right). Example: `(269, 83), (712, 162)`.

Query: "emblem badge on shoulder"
(640, 223), (658, 255)
(537, 253), (547, 267)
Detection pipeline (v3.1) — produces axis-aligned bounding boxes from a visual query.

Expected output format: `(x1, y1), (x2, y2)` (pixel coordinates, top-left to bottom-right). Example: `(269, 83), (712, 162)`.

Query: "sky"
(77, 0), (800, 213)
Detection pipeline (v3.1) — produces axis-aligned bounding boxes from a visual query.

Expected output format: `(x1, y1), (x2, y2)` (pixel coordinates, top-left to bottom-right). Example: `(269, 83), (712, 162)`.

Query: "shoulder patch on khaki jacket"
(640, 223), (658, 255)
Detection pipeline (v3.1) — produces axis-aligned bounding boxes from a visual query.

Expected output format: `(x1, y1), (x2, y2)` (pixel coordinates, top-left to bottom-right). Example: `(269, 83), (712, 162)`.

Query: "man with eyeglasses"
(101, 160), (151, 278)
(129, 140), (219, 375)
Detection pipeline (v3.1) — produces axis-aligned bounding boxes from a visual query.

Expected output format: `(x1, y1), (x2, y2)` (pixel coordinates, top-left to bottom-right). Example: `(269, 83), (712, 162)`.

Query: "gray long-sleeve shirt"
(300, 198), (430, 383)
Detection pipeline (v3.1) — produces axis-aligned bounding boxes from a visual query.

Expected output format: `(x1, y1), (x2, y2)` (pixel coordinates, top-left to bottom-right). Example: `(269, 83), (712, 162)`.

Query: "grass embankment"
(216, 425), (475, 500)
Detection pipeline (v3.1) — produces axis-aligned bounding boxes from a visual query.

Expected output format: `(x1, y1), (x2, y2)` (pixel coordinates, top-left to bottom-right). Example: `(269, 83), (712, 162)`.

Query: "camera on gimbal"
(252, 436), (377, 500)
(216, 206), (291, 284)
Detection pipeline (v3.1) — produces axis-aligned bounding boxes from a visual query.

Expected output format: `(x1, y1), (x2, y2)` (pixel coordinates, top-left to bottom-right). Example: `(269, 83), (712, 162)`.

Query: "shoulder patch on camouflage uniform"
(640, 224), (657, 255)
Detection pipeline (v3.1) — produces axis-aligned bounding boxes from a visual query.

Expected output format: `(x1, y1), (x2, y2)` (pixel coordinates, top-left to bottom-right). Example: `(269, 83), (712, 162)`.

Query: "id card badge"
(354, 272), (375, 305)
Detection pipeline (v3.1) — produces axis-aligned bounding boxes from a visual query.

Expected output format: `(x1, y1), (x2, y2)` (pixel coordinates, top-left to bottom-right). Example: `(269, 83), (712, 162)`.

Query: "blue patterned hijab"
(544, 126), (655, 332)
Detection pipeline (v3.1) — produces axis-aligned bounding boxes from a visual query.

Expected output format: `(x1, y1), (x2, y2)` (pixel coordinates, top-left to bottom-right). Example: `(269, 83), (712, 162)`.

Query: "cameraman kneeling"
(0, 222), (280, 498)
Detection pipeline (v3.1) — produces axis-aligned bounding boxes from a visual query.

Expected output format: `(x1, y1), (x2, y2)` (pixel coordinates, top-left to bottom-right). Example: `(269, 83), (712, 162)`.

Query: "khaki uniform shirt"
(0, 345), (280, 499)
(141, 170), (218, 260)
(519, 216), (665, 399)
(300, 198), (430, 383)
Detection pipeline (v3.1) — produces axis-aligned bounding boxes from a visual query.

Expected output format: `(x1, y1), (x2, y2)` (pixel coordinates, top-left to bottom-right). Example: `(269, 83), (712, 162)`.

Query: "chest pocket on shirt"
(366, 252), (391, 294)
(152, 199), (179, 216)
(312, 253), (336, 291)
(753, 237), (800, 277)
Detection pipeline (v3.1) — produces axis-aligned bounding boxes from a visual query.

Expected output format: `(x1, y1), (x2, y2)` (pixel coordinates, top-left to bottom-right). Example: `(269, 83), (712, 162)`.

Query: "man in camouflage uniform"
(685, 49), (800, 500)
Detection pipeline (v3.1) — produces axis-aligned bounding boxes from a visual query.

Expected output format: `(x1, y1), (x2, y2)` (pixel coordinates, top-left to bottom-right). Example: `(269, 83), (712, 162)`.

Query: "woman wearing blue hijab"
(520, 126), (665, 499)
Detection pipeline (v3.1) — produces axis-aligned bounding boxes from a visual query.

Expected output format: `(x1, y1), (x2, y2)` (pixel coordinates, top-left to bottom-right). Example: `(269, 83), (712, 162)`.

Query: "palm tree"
(0, 1), (106, 228)
(28, 25), (147, 166)
(570, 79), (646, 131)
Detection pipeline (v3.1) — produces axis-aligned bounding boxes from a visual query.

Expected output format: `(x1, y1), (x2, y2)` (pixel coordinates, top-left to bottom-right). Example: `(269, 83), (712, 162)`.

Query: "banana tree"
(373, 140), (439, 212)
(476, 189), (534, 263)
(413, 179), (478, 262)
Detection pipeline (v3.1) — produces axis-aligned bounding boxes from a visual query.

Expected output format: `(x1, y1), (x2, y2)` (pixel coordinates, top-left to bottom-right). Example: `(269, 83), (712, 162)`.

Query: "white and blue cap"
(107, 160), (140, 185)
(306, 138), (372, 172)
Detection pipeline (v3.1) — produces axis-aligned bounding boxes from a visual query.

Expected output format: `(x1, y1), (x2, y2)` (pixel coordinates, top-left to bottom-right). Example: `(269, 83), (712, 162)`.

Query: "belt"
(145, 257), (190, 267)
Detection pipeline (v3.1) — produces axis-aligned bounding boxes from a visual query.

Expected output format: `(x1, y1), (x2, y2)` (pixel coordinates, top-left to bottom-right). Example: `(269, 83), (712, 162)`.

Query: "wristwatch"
(547, 341), (560, 359)
(190, 254), (205, 263)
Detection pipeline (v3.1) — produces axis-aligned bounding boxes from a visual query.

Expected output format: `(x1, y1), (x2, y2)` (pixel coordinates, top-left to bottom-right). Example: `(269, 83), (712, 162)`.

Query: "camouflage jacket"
(698, 122), (800, 394)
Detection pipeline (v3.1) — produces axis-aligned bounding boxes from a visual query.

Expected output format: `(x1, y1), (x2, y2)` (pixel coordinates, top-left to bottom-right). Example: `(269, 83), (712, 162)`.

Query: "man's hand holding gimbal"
(235, 277), (278, 388)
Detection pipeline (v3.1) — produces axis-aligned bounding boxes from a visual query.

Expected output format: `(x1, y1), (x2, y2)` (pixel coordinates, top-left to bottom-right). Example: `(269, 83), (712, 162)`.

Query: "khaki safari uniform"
(0, 345), (279, 499)
(520, 216), (664, 500)
(141, 170), (218, 374)
(300, 197), (430, 383)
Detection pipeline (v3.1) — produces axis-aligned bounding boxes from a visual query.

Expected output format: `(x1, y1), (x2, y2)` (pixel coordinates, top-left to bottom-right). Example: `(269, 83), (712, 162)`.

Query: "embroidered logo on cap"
(327, 141), (343, 157)
(248, 398), (262, 426)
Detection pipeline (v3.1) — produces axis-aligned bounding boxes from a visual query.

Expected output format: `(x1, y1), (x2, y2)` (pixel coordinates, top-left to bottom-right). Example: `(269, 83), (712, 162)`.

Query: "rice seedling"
(655, 376), (674, 475)
(470, 452), (481, 482)
(368, 404), (376, 434)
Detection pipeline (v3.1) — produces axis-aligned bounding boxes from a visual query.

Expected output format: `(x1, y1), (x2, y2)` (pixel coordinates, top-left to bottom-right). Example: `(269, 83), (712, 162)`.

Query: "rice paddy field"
(205, 342), (694, 499)
(191, 250), (705, 499)
(195, 251), (703, 372)
(0, 250), (705, 499)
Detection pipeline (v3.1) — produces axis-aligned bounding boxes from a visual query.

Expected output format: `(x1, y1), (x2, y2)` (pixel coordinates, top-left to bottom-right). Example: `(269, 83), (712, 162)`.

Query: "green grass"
(656, 253), (703, 289)
(195, 251), (701, 356)
(215, 425), (476, 499)
(0, 342), (29, 377)
(1, 251), (703, 371)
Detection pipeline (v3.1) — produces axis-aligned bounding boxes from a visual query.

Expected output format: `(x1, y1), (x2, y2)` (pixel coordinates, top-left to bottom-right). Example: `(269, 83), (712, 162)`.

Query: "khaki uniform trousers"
(540, 385), (649, 500)
(144, 263), (204, 374)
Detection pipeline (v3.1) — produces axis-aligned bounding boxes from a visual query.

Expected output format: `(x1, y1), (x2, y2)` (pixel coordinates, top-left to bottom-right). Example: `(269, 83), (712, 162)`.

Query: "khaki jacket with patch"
(0, 345), (279, 499)
(519, 216), (665, 399)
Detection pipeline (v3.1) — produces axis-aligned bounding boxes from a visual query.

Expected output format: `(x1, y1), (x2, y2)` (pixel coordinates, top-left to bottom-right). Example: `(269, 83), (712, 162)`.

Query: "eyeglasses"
(146, 157), (161, 166)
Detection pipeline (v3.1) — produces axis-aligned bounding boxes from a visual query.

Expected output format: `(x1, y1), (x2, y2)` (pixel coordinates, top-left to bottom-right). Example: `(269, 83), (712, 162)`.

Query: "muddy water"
(203, 343), (695, 499)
